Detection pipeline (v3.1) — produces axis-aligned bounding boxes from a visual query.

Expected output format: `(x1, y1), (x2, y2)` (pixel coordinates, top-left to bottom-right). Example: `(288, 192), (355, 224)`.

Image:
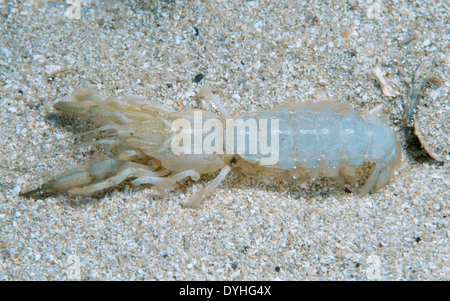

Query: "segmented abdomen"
(236, 106), (399, 170)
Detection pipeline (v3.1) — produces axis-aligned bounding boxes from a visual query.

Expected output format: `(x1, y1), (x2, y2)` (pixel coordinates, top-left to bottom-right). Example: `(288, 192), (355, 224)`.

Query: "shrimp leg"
(358, 164), (393, 195)
(184, 165), (231, 208)
(21, 159), (171, 196)
(131, 169), (201, 189)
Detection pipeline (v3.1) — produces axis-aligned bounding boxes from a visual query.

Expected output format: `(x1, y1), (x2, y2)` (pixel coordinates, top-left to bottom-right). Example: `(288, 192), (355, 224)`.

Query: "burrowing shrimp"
(21, 88), (401, 207)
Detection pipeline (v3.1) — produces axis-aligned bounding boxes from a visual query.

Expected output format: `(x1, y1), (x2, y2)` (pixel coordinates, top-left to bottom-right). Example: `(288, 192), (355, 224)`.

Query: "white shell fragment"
(371, 67), (400, 97)
(414, 83), (449, 162)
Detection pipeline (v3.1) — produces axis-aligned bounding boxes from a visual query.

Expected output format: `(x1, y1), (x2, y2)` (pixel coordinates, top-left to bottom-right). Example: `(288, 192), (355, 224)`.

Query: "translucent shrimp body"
(21, 90), (401, 207)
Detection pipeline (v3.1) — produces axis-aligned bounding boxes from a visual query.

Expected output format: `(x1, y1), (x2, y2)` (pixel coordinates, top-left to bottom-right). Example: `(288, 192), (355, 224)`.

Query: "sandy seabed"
(0, 0), (449, 280)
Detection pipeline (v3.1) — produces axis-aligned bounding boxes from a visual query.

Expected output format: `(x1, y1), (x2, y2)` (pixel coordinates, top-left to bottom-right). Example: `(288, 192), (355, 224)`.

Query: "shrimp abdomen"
(234, 104), (400, 193)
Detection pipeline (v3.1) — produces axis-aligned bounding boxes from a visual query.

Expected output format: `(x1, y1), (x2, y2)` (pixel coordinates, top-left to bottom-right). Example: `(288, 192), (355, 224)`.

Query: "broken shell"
(414, 83), (449, 162)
